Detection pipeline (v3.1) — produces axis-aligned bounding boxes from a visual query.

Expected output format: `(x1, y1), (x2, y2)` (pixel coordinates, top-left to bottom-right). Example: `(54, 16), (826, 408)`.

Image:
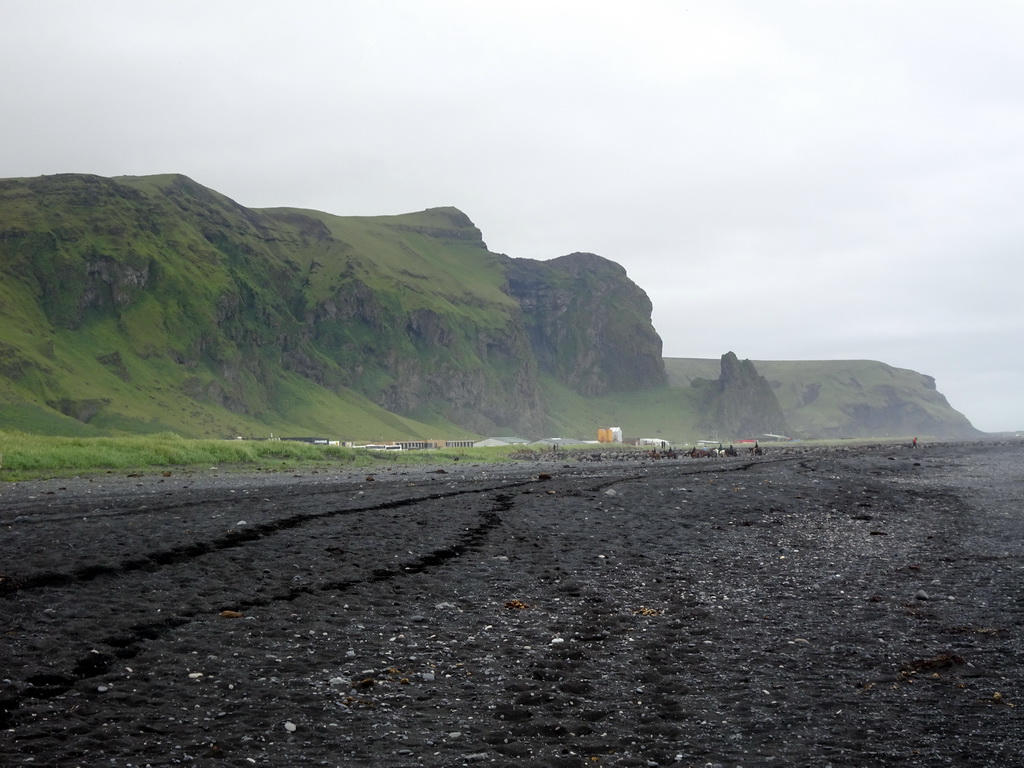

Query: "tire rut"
(0, 478), (540, 597)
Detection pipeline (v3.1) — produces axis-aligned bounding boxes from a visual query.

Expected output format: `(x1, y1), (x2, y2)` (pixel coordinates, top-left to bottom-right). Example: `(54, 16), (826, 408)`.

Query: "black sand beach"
(2, 441), (1022, 767)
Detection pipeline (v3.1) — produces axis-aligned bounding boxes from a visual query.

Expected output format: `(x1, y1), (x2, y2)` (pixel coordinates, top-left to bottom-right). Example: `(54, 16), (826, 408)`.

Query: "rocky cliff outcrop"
(692, 352), (790, 438)
(503, 252), (666, 396)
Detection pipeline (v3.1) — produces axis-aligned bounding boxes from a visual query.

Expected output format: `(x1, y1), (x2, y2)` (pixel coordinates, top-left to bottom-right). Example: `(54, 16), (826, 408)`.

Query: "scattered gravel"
(1, 441), (1022, 766)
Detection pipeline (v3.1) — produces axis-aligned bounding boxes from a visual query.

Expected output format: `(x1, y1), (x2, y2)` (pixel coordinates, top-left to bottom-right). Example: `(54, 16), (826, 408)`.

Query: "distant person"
(912, 437), (918, 449)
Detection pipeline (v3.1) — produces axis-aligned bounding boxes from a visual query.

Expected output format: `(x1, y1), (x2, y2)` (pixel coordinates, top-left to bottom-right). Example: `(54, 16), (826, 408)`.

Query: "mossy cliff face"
(0, 174), (667, 437)
(503, 252), (666, 396)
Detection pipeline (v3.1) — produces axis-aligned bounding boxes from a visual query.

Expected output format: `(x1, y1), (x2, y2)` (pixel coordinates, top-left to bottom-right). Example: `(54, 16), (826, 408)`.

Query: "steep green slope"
(0, 173), (670, 440)
(255, 204), (546, 433)
(0, 174), (530, 438)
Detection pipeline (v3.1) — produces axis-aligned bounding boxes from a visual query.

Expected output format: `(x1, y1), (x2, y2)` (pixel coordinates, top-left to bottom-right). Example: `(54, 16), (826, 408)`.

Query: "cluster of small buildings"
(365, 428), (670, 451)
(476, 434), (667, 449)
(278, 437), (475, 450)
(278, 426), (674, 451)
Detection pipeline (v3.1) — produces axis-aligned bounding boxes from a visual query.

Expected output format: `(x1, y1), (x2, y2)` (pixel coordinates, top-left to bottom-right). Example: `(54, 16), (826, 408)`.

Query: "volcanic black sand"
(1, 441), (1022, 767)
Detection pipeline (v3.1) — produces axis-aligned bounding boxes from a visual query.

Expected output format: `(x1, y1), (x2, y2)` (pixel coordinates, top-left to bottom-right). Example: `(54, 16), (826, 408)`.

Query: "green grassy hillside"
(0, 174), (523, 439)
(0, 173), (668, 440)
(0, 173), (980, 443)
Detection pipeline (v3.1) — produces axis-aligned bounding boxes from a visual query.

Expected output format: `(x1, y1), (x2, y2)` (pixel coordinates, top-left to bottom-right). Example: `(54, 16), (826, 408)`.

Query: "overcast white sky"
(3, 1), (1023, 431)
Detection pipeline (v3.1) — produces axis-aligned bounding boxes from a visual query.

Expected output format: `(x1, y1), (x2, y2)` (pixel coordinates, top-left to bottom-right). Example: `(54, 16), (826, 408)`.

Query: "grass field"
(0, 431), (546, 481)
(0, 430), (933, 483)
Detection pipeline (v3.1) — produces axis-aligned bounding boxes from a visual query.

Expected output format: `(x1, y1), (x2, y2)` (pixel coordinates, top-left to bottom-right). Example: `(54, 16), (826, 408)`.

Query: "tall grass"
(0, 431), (545, 481)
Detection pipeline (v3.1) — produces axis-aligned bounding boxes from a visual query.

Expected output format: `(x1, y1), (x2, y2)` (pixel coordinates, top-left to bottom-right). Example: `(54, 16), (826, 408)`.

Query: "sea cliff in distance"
(0, 173), (979, 443)
(666, 357), (979, 441)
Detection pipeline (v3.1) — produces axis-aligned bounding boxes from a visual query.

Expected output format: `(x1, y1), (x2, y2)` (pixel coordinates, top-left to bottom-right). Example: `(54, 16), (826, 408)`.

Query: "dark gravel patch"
(1, 442), (1022, 767)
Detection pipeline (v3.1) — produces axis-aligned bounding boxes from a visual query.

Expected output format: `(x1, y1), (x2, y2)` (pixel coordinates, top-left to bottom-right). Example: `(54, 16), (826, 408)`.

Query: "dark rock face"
(374, 316), (547, 437)
(696, 352), (790, 437)
(503, 252), (666, 396)
(304, 277), (548, 436)
(839, 385), (958, 437)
